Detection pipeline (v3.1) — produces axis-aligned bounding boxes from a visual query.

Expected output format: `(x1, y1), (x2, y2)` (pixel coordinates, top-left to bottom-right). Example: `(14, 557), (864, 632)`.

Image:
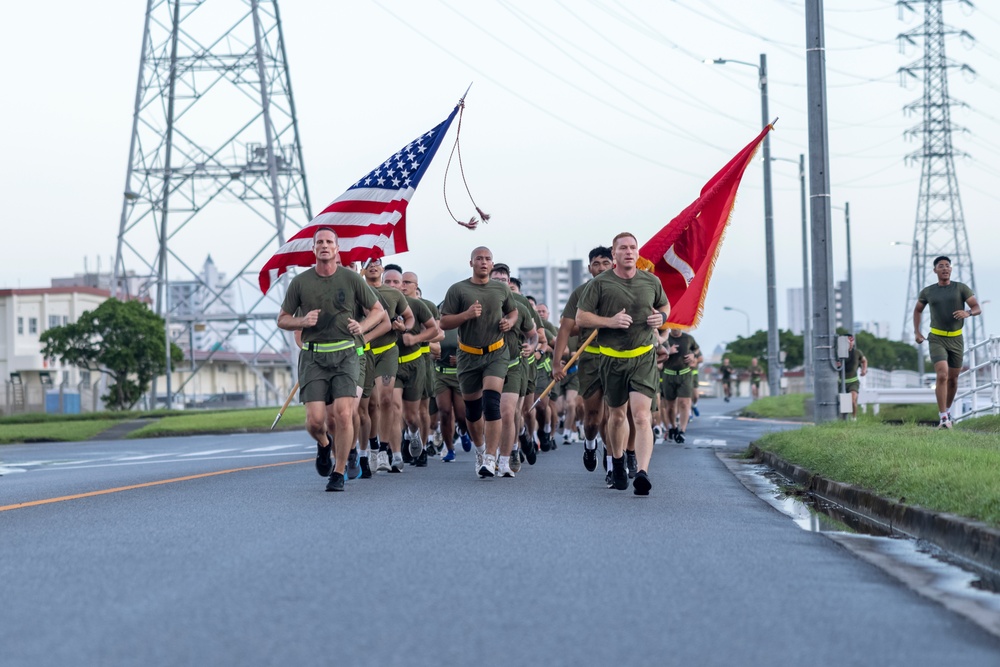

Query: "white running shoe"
(479, 453), (496, 478)
(497, 457), (515, 478)
(475, 451), (484, 476)
(376, 450), (390, 472)
(390, 452), (405, 472)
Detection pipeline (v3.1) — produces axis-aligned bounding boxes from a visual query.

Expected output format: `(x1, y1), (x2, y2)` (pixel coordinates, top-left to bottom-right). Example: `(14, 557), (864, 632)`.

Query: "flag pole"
(530, 329), (599, 411)
(270, 382), (299, 431)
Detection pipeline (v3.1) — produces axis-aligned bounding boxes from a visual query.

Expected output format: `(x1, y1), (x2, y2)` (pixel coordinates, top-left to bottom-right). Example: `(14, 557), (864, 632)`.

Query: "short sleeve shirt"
(663, 333), (700, 372)
(400, 296), (433, 357)
(918, 281), (974, 333)
(440, 278), (516, 347)
(281, 267), (378, 343)
(844, 347), (865, 378)
(504, 295), (537, 355)
(576, 270), (668, 351)
(561, 282), (595, 343)
(370, 285), (409, 348)
(720, 364), (734, 381)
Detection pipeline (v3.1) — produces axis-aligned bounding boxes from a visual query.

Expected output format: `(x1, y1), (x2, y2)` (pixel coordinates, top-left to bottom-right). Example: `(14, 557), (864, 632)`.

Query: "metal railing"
(954, 336), (1000, 422)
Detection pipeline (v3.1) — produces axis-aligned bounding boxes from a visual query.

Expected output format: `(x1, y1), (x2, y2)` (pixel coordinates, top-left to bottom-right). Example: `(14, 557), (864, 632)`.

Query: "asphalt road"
(2, 398), (999, 666)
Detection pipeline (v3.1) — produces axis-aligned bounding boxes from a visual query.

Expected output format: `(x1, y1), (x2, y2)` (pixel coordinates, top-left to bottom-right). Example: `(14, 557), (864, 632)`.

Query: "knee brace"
(483, 389), (502, 421)
(465, 397), (484, 423)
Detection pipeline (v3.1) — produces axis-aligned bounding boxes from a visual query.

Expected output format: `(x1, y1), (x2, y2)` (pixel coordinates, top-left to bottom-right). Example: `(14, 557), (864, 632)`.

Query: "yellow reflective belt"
(436, 366), (457, 375)
(508, 358), (521, 369)
(302, 340), (355, 353)
(663, 367), (692, 376)
(371, 342), (396, 355)
(930, 328), (963, 337)
(420, 344), (431, 354)
(399, 349), (422, 363)
(364, 342), (371, 351)
(599, 344), (654, 359)
(584, 345), (600, 354)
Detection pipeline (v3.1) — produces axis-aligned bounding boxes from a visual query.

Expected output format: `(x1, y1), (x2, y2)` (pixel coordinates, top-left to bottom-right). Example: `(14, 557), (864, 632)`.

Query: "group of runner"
(277, 228), (708, 496)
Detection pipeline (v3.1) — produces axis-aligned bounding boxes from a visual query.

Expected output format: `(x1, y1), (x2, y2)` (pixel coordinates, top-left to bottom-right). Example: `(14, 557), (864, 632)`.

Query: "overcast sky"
(3, 0), (998, 357)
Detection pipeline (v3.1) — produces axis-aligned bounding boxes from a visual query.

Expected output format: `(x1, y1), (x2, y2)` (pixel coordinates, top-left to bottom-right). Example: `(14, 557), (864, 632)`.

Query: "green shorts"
(435, 366), (460, 394)
(560, 365), (580, 394)
(422, 351), (436, 399)
(661, 371), (694, 401)
(397, 353), (426, 403)
(503, 358), (526, 395)
(524, 358), (537, 395)
(372, 344), (399, 384)
(578, 352), (602, 400)
(298, 348), (359, 404)
(360, 349), (375, 398)
(599, 351), (658, 408)
(841, 377), (860, 394)
(457, 347), (510, 396)
(928, 332), (964, 369)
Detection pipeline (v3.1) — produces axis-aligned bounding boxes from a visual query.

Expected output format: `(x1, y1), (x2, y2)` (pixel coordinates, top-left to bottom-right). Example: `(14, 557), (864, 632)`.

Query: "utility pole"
(805, 0), (839, 422)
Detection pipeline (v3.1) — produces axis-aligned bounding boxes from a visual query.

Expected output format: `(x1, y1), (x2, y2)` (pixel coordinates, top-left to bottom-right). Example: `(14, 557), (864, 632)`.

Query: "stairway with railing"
(954, 336), (1000, 422)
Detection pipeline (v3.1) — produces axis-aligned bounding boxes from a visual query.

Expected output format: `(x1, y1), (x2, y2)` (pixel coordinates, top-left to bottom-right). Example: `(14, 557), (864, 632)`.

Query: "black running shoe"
(415, 449), (428, 467)
(524, 440), (537, 465)
(675, 430), (685, 444)
(359, 456), (372, 479)
(605, 470), (614, 489)
(668, 427), (677, 442)
(315, 443), (333, 477)
(401, 440), (414, 464)
(583, 446), (597, 472)
(539, 433), (551, 452)
(626, 451), (637, 479)
(325, 472), (345, 492)
(602, 445), (608, 471)
(632, 470), (652, 496)
(612, 456), (628, 491)
(550, 439), (558, 451)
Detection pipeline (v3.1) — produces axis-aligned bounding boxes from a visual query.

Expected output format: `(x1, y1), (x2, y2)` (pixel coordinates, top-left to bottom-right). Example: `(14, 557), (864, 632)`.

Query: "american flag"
(258, 105), (459, 293)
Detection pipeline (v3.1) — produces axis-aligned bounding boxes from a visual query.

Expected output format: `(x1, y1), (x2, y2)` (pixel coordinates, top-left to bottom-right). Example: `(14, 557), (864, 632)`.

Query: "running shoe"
(359, 455), (373, 479)
(692, 406), (700, 417)
(497, 457), (515, 478)
(409, 434), (425, 459)
(346, 448), (361, 480)
(315, 443), (333, 478)
(425, 438), (438, 457)
(460, 432), (473, 452)
(510, 451), (522, 473)
(479, 453), (496, 478)
(583, 445), (597, 472)
(390, 452), (404, 473)
(611, 456), (628, 490)
(674, 430), (685, 444)
(376, 450), (390, 472)
(524, 440), (537, 466)
(626, 451), (637, 479)
(415, 448), (428, 467)
(937, 417), (953, 430)
(605, 470), (614, 489)
(442, 448), (456, 462)
(632, 470), (652, 496)
(325, 472), (345, 492)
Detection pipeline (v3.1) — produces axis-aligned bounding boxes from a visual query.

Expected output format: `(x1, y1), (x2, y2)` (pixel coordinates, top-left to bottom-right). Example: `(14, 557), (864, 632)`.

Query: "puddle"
(722, 455), (1000, 638)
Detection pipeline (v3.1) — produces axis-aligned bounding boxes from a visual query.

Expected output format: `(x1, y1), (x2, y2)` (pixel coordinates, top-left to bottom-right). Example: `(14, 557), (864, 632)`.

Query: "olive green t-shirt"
(561, 282), (595, 344)
(503, 295), (536, 357)
(281, 267), (378, 344)
(576, 269), (668, 351)
(720, 364), (734, 381)
(843, 346), (865, 379)
(663, 333), (700, 371)
(370, 284), (409, 348)
(438, 327), (460, 368)
(440, 278), (516, 347)
(399, 295), (433, 357)
(918, 281), (974, 333)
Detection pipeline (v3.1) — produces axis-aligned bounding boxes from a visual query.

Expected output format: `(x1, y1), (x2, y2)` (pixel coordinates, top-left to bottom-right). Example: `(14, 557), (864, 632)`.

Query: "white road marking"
(244, 445), (304, 453)
(692, 439), (728, 447)
(116, 453), (175, 461)
(0, 466), (27, 475)
(178, 449), (239, 457)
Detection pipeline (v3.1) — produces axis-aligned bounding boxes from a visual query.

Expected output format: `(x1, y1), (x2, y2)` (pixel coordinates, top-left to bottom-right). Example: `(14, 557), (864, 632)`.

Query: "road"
(2, 398), (999, 666)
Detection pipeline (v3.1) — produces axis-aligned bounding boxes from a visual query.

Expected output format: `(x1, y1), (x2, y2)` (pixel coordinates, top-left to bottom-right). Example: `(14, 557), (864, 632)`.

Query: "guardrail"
(858, 387), (937, 415)
(954, 335), (1000, 422)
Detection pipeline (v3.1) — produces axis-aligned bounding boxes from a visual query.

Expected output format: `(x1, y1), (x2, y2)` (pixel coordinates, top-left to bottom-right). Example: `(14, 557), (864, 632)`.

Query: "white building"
(786, 287), (805, 336)
(168, 255), (236, 351)
(517, 259), (585, 322)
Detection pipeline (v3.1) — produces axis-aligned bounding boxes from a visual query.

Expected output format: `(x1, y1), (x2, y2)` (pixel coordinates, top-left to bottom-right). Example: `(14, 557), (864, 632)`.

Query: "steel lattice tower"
(113, 0), (311, 403)
(897, 0), (982, 344)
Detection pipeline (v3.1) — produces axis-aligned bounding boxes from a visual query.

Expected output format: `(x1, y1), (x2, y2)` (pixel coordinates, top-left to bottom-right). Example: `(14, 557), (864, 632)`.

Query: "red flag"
(258, 105), (459, 293)
(638, 124), (773, 329)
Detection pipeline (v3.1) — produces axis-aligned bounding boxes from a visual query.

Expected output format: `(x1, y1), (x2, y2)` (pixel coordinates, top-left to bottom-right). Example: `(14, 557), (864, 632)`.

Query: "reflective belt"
(371, 342), (396, 355)
(363, 342), (371, 351)
(844, 375), (859, 383)
(508, 358), (521, 369)
(302, 340), (355, 353)
(930, 328), (963, 337)
(420, 344), (431, 355)
(598, 344), (654, 359)
(399, 349), (423, 363)
(459, 339), (505, 355)
(436, 366), (457, 375)
(584, 345), (600, 354)
(663, 367), (692, 376)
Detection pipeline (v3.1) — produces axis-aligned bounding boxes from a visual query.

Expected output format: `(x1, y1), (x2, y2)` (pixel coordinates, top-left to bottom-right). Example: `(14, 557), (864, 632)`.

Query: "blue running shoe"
(442, 449), (456, 462)
(692, 406), (700, 417)
(460, 432), (473, 452)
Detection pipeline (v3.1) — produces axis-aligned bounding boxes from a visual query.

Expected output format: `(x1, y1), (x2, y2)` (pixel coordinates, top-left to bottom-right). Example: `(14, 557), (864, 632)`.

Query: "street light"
(724, 306), (751, 338)
(773, 154), (811, 390)
(711, 53), (780, 399)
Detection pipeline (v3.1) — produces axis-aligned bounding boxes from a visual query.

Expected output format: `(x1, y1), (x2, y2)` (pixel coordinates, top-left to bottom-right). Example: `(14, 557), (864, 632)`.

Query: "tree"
(40, 298), (184, 410)
(723, 329), (804, 372)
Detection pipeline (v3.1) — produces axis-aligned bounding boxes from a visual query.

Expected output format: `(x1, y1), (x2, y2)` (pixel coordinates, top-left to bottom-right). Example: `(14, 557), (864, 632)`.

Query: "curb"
(748, 445), (1000, 579)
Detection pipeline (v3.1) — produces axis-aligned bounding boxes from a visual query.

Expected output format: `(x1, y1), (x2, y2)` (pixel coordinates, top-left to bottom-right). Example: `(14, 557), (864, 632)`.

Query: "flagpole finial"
(460, 82), (473, 104)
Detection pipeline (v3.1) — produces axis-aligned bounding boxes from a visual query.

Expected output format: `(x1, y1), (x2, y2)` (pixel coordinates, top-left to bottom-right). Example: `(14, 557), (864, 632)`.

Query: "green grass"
(956, 414), (1000, 433)
(0, 409), (187, 425)
(127, 406), (306, 438)
(0, 420), (124, 443)
(756, 420), (1000, 527)
(865, 403), (940, 423)
(741, 394), (808, 419)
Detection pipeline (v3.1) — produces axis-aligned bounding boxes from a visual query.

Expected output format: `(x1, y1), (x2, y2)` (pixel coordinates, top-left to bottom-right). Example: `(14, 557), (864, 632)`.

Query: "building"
(168, 255), (237, 352)
(786, 287), (805, 336)
(517, 259), (586, 322)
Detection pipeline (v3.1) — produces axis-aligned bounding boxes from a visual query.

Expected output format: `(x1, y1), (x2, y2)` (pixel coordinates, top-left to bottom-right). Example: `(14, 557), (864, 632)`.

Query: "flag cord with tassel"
(443, 100), (490, 230)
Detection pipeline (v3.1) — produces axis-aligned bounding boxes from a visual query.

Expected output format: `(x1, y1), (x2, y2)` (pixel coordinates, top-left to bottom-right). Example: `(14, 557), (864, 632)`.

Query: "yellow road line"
(0, 459), (310, 513)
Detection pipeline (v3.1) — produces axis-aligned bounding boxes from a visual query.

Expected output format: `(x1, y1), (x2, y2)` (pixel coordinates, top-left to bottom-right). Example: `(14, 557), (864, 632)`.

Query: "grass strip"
(128, 406), (307, 438)
(741, 394), (807, 419)
(0, 420), (123, 444)
(756, 420), (1000, 528)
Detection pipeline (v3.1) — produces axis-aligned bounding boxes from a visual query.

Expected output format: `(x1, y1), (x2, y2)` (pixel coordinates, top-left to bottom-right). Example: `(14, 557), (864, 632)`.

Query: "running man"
(719, 357), (734, 402)
(838, 335), (867, 419)
(749, 357), (763, 399)
(658, 328), (700, 444)
(277, 228), (385, 492)
(576, 232), (670, 495)
(439, 246), (518, 477)
(913, 255), (982, 428)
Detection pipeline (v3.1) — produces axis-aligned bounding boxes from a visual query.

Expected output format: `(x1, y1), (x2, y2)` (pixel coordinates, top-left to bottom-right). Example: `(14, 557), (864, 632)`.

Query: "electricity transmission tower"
(113, 0), (311, 404)
(897, 0), (983, 344)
